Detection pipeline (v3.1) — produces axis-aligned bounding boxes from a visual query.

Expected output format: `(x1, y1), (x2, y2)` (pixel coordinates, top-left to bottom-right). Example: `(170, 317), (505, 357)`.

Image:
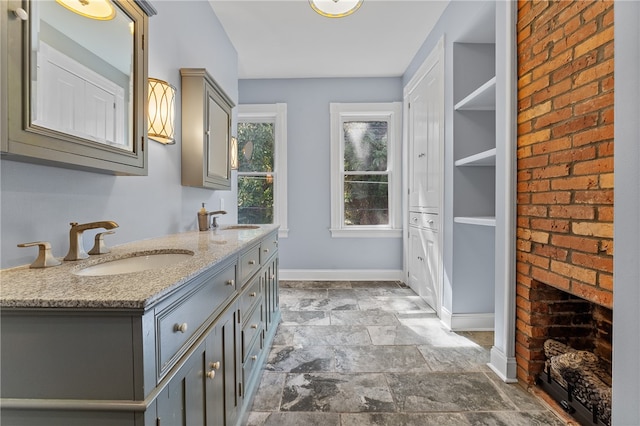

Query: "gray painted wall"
(613, 2), (640, 423)
(239, 78), (403, 271)
(0, 1), (239, 269)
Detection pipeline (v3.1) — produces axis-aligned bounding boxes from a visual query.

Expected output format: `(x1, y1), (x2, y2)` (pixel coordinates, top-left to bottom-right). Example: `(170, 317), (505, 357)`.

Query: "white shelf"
(454, 76), (496, 111)
(455, 148), (496, 167)
(454, 216), (496, 227)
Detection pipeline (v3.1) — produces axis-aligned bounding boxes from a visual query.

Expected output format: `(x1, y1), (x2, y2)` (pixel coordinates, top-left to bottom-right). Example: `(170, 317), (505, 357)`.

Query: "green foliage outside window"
(237, 122), (274, 224)
(343, 121), (389, 225)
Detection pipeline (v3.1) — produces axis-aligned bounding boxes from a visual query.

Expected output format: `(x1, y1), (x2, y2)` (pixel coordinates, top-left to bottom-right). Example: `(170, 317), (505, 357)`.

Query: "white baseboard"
(488, 346), (518, 383)
(279, 269), (404, 282)
(440, 307), (494, 331)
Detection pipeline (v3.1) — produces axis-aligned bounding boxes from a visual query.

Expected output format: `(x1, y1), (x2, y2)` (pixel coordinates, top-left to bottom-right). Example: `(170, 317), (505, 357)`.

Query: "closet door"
(409, 66), (441, 211)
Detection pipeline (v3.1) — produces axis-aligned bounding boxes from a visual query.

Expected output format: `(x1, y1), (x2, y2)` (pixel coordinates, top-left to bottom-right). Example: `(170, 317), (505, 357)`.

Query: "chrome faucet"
(64, 221), (119, 261)
(208, 210), (227, 229)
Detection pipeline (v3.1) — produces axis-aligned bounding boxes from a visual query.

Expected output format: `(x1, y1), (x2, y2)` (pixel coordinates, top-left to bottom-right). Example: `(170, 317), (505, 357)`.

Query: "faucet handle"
(88, 231), (116, 255)
(17, 241), (62, 268)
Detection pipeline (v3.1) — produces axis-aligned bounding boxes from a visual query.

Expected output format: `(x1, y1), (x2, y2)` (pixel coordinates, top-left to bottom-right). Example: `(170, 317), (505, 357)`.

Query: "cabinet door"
(408, 227), (439, 312)
(156, 342), (206, 426)
(408, 227), (426, 296)
(205, 306), (239, 426)
(263, 257), (279, 331)
(408, 61), (442, 210)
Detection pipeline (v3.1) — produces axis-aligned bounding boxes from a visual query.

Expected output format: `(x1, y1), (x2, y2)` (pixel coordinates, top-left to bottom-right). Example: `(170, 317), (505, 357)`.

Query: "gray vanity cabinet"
(0, 229), (280, 426)
(204, 303), (240, 426)
(156, 303), (239, 426)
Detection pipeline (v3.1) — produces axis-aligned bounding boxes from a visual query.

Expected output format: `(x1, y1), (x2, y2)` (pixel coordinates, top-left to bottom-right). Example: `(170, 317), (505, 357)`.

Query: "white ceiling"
(208, 0), (450, 79)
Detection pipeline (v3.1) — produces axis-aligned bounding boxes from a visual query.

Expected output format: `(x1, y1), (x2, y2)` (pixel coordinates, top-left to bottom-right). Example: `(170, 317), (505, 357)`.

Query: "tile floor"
(246, 281), (565, 426)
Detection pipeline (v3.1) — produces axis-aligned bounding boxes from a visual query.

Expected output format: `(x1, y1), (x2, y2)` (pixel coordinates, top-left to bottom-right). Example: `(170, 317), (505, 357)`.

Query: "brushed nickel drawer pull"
(226, 279), (235, 286)
(250, 292), (257, 297)
(263, 248), (270, 253)
(174, 323), (188, 333)
(251, 355), (257, 361)
(250, 324), (258, 329)
(210, 361), (221, 370)
(248, 260), (256, 265)
(206, 370), (216, 380)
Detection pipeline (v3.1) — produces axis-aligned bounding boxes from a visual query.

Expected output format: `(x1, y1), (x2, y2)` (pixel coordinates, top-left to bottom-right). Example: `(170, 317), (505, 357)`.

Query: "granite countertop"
(0, 225), (278, 310)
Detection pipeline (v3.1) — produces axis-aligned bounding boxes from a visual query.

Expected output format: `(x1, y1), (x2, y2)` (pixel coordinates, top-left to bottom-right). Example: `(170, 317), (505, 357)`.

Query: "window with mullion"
(236, 104), (288, 236)
(330, 102), (402, 238)
(237, 121), (275, 224)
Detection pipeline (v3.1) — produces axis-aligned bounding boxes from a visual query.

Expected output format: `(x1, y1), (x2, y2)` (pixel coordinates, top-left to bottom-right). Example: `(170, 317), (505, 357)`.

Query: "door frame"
(402, 37), (445, 317)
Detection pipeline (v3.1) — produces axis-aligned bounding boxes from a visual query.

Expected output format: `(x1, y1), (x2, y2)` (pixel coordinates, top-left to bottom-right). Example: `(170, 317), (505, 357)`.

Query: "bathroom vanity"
(0, 226), (279, 426)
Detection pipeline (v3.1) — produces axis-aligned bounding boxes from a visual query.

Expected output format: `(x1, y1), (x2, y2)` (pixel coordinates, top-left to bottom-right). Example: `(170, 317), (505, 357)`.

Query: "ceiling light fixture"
(309, 0), (363, 18)
(148, 78), (176, 145)
(55, 0), (116, 21)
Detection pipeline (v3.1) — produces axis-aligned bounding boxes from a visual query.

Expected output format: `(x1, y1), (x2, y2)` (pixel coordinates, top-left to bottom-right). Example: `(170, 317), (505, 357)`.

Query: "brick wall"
(516, 0), (614, 383)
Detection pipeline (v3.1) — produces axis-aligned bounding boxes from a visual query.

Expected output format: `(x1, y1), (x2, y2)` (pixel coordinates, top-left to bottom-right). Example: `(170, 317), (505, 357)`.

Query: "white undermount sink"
(221, 225), (260, 230)
(73, 251), (194, 276)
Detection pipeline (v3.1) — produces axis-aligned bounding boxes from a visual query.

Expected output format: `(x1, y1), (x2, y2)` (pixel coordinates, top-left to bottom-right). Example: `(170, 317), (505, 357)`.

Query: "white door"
(409, 64), (441, 211)
(405, 39), (444, 317)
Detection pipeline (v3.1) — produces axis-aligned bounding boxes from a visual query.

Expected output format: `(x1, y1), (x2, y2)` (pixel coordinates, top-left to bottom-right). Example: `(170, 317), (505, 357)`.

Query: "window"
(237, 103), (288, 237)
(330, 102), (402, 238)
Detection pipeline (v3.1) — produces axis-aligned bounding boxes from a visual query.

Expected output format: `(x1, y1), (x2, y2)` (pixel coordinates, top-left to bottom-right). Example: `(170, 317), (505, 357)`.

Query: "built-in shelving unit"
(454, 216), (496, 226)
(454, 76), (496, 111)
(447, 38), (497, 331)
(454, 148), (496, 166)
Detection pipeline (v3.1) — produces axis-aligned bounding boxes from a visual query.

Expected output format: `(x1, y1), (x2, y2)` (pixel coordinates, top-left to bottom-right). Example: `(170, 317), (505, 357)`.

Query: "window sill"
(329, 228), (403, 238)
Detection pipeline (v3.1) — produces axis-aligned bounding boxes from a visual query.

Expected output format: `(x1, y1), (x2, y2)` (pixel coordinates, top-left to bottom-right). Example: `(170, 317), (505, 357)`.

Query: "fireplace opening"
(528, 281), (613, 425)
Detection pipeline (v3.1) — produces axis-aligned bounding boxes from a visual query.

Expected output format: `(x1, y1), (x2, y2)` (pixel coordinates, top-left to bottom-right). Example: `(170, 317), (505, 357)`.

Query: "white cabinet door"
(408, 226), (439, 312)
(408, 64), (442, 211)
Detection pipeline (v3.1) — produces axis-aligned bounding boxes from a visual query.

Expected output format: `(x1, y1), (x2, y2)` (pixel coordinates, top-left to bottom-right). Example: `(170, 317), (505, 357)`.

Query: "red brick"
(553, 82), (598, 110)
(534, 108), (574, 129)
(532, 244), (568, 261)
(549, 205), (595, 220)
(575, 26), (615, 58)
(597, 206), (614, 221)
(574, 92), (614, 116)
(551, 113), (599, 138)
(531, 191), (571, 205)
(531, 218), (570, 233)
(531, 267), (572, 291)
(518, 154), (549, 169)
(551, 234), (599, 253)
(518, 205), (548, 217)
(570, 281), (613, 309)
(572, 125), (614, 147)
(581, 1), (612, 24)
(572, 221), (614, 238)
(551, 175), (598, 190)
(572, 252), (613, 273)
(574, 190), (613, 205)
(549, 145), (596, 164)
(531, 136), (572, 155)
(551, 260), (597, 285)
(531, 164), (571, 179)
(533, 78), (572, 104)
(573, 157), (613, 175)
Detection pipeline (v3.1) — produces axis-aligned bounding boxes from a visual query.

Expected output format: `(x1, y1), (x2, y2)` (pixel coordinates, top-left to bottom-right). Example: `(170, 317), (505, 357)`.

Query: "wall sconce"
(55, 0), (116, 20)
(309, 0), (363, 18)
(148, 78), (176, 145)
(230, 137), (238, 170)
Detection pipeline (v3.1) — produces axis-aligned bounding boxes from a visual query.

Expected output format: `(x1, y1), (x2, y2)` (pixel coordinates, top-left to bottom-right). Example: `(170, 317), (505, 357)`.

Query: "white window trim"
(237, 103), (288, 238)
(329, 102), (403, 238)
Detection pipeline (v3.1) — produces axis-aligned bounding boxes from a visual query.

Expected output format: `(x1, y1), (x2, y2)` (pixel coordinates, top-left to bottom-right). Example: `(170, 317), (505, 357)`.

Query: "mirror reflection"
(30, 0), (134, 151)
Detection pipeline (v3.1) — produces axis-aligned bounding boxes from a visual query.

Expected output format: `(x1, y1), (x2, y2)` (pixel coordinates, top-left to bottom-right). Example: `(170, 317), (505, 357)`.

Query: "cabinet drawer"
(260, 232), (278, 263)
(242, 303), (264, 360)
(240, 275), (263, 315)
(157, 262), (236, 376)
(242, 330), (264, 389)
(239, 244), (261, 285)
(409, 212), (438, 231)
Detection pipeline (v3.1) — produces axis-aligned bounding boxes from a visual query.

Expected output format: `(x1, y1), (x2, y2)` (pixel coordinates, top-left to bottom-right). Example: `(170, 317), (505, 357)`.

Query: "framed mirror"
(1, 0), (156, 175)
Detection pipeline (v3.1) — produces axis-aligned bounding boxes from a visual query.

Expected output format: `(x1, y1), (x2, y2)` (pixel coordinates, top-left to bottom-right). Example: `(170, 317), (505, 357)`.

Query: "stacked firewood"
(544, 339), (611, 426)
